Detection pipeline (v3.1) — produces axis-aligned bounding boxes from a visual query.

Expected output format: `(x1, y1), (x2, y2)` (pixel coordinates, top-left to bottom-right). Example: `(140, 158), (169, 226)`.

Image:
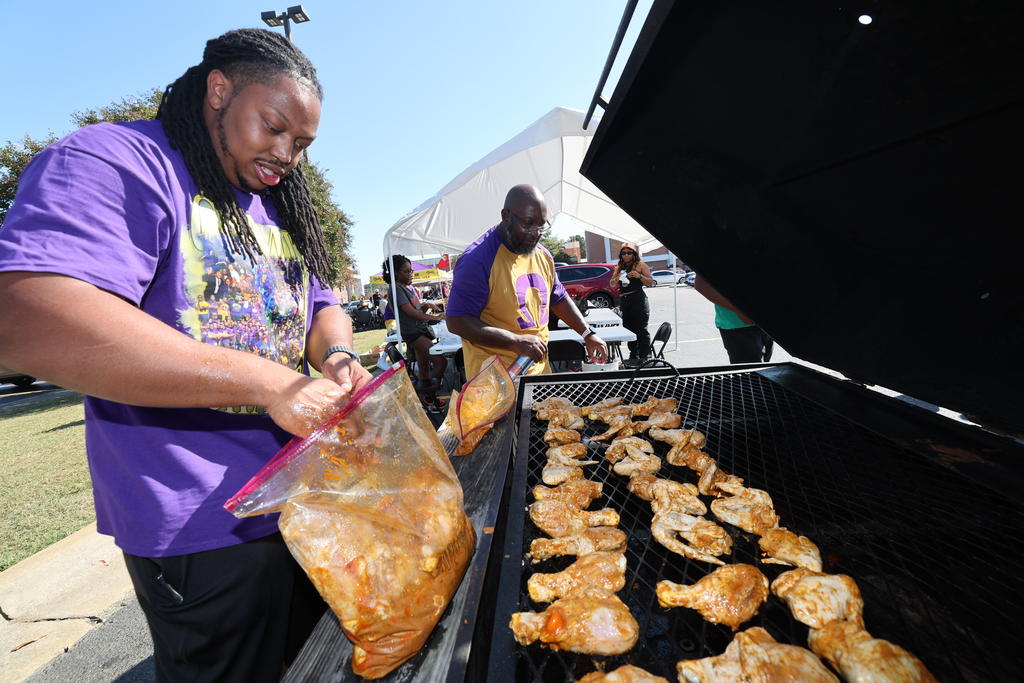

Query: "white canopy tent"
(381, 106), (680, 354)
(382, 106), (660, 257)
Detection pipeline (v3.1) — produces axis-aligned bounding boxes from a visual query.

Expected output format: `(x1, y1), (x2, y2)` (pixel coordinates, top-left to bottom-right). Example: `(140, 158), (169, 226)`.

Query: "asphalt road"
(12, 284), (792, 682)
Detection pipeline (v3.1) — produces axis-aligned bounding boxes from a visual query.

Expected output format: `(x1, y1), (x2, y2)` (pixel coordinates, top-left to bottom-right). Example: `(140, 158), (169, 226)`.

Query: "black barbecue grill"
(477, 365), (1024, 682)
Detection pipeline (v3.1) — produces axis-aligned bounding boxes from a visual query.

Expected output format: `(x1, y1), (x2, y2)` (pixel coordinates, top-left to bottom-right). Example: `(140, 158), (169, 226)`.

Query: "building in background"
(583, 232), (683, 269)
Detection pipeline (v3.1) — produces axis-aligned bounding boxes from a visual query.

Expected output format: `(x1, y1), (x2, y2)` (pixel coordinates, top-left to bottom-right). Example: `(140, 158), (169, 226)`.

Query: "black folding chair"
(650, 321), (672, 359)
(351, 307), (374, 331)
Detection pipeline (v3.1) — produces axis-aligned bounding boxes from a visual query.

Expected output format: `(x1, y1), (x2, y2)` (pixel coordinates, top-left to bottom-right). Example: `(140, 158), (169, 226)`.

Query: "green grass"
(0, 392), (92, 571)
(0, 333), (389, 571)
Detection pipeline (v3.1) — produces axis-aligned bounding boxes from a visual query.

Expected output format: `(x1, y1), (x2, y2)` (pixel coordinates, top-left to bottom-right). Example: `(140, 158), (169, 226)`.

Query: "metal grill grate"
(491, 370), (1024, 682)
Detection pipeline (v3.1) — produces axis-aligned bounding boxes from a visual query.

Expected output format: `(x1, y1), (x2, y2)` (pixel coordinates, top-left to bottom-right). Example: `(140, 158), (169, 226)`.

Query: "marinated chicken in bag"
(445, 354), (518, 455)
(225, 364), (475, 679)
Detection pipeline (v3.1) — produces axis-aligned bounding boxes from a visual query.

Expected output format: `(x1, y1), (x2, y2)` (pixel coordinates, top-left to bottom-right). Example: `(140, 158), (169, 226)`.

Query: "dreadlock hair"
(381, 254), (411, 286)
(156, 28), (332, 283)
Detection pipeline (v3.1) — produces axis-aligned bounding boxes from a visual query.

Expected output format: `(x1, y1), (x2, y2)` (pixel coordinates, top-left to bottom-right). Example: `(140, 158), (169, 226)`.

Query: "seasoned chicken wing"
(808, 620), (937, 683)
(651, 511), (732, 565)
(605, 436), (655, 464)
(649, 427), (707, 449)
(656, 564), (769, 630)
(542, 462), (585, 486)
(534, 396), (576, 413)
(528, 551), (627, 602)
(532, 479), (603, 508)
(591, 415), (634, 442)
(631, 396), (680, 416)
(590, 404), (634, 423)
(581, 397), (625, 419)
(758, 527), (822, 571)
(677, 626), (839, 683)
(547, 452), (599, 467)
(627, 473), (706, 515)
(528, 527), (627, 562)
(547, 410), (586, 430)
(666, 443), (717, 472)
(544, 425), (582, 445)
(696, 463), (745, 497)
(577, 664), (668, 682)
(709, 482), (780, 535)
(639, 412), (682, 430)
(612, 451), (662, 477)
(771, 568), (864, 629)
(530, 499), (620, 537)
(510, 587), (639, 655)
(547, 442), (589, 460)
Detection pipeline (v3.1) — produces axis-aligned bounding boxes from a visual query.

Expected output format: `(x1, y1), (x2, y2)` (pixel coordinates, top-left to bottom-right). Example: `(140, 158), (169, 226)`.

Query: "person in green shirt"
(694, 274), (773, 363)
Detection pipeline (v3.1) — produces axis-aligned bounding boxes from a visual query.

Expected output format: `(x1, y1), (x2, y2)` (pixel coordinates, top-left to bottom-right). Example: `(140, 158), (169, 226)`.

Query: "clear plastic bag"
(444, 354), (517, 455)
(224, 363), (475, 679)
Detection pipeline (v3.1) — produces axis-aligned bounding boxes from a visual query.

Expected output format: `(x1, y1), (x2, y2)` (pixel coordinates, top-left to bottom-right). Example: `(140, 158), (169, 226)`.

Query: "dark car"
(555, 263), (620, 309)
(0, 366), (35, 388)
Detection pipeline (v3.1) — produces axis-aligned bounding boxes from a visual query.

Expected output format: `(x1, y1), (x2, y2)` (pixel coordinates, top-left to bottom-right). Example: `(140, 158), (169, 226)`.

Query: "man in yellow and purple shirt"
(447, 184), (608, 378)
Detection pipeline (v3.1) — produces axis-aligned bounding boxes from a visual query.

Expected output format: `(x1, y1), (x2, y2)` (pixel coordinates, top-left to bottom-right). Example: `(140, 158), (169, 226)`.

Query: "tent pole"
(385, 233), (403, 360)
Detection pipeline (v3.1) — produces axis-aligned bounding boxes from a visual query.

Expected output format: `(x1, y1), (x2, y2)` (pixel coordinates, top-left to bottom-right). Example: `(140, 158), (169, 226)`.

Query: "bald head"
(504, 184), (546, 214)
(500, 184), (549, 255)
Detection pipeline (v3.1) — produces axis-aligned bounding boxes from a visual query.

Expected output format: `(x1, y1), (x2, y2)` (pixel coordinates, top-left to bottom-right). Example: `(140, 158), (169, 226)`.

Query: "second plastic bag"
(444, 354), (517, 455)
(225, 363), (475, 679)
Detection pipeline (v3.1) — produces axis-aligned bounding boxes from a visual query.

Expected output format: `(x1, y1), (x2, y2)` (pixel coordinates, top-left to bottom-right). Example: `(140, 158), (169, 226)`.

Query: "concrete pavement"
(0, 524), (140, 682)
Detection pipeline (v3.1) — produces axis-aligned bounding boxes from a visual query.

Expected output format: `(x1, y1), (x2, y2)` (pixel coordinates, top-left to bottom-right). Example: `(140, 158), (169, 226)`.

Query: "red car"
(555, 263), (620, 309)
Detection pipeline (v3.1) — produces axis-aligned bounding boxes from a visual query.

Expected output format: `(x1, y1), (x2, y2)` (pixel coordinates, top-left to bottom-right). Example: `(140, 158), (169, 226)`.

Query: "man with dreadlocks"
(0, 29), (371, 680)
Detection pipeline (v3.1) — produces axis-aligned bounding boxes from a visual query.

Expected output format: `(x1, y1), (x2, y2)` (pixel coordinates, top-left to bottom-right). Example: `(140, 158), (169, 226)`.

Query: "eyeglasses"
(508, 210), (551, 235)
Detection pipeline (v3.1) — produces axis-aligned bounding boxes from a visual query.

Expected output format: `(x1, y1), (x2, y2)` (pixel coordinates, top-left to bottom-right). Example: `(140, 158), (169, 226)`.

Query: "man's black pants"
(123, 533), (327, 683)
(719, 325), (774, 363)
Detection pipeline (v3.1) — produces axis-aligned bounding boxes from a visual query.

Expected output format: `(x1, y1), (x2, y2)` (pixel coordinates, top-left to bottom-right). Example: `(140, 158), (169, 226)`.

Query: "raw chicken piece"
(605, 436), (655, 464)
(696, 463), (745, 496)
(651, 510), (732, 565)
(530, 499), (620, 537)
(677, 626), (839, 683)
(590, 404), (634, 423)
(640, 412), (682, 430)
(542, 462), (585, 486)
(649, 427), (707, 449)
(612, 451), (662, 476)
(528, 527), (627, 562)
(548, 442), (589, 460)
(534, 396), (576, 413)
(656, 564), (769, 630)
(509, 586), (639, 655)
(577, 664), (668, 682)
(758, 527), (822, 571)
(771, 568), (864, 629)
(544, 425), (582, 445)
(581, 397), (625, 419)
(710, 482), (780, 535)
(631, 396), (680, 416)
(528, 550), (627, 602)
(808, 620), (938, 683)
(547, 409), (586, 430)
(666, 443), (717, 472)
(547, 452), (599, 468)
(627, 473), (706, 515)
(532, 479), (603, 508)
(591, 415), (635, 442)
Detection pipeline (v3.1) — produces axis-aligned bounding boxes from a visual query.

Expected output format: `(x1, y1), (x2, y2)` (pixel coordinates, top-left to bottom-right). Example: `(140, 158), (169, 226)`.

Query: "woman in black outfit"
(610, 244), (654, 366)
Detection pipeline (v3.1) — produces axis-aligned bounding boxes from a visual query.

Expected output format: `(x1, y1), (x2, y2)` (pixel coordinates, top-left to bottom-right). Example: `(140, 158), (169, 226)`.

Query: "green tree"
(0, 89), (356, 287)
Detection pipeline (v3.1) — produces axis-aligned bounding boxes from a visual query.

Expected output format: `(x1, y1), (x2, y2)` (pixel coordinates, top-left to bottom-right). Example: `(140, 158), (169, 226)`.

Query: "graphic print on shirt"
(179, 195), (308, 413)
(514, 272), (549, 329)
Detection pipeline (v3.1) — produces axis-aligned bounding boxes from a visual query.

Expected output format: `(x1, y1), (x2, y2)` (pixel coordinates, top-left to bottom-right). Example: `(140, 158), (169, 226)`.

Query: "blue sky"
(1, 0), (651, 284)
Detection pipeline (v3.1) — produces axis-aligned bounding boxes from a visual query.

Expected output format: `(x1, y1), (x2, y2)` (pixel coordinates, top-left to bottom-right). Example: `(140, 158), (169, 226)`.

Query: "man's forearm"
(550, 297), (588, 334)
(306, 304), (356, 373)
(0, 272), (302, 409)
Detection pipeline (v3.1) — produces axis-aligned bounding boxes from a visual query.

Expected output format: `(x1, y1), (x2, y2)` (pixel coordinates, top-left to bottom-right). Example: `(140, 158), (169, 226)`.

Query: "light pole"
(260, 5), (311, 42)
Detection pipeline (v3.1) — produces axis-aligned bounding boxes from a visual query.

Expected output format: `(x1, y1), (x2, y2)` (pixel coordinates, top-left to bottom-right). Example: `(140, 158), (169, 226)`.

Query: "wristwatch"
(581, 326), (597, 338)
(322, 345), (360, 364)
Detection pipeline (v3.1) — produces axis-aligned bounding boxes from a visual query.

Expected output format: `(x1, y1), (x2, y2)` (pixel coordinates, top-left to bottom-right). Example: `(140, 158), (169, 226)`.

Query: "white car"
(649, 269), (693, 286)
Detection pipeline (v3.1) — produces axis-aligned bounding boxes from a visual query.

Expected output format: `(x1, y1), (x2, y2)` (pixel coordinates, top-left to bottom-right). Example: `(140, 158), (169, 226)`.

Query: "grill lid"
(580, 0), (1024, 435)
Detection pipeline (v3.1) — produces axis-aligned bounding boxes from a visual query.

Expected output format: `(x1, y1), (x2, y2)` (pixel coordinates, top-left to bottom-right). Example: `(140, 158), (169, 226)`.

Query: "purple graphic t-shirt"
(0, 121), (337, 556)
